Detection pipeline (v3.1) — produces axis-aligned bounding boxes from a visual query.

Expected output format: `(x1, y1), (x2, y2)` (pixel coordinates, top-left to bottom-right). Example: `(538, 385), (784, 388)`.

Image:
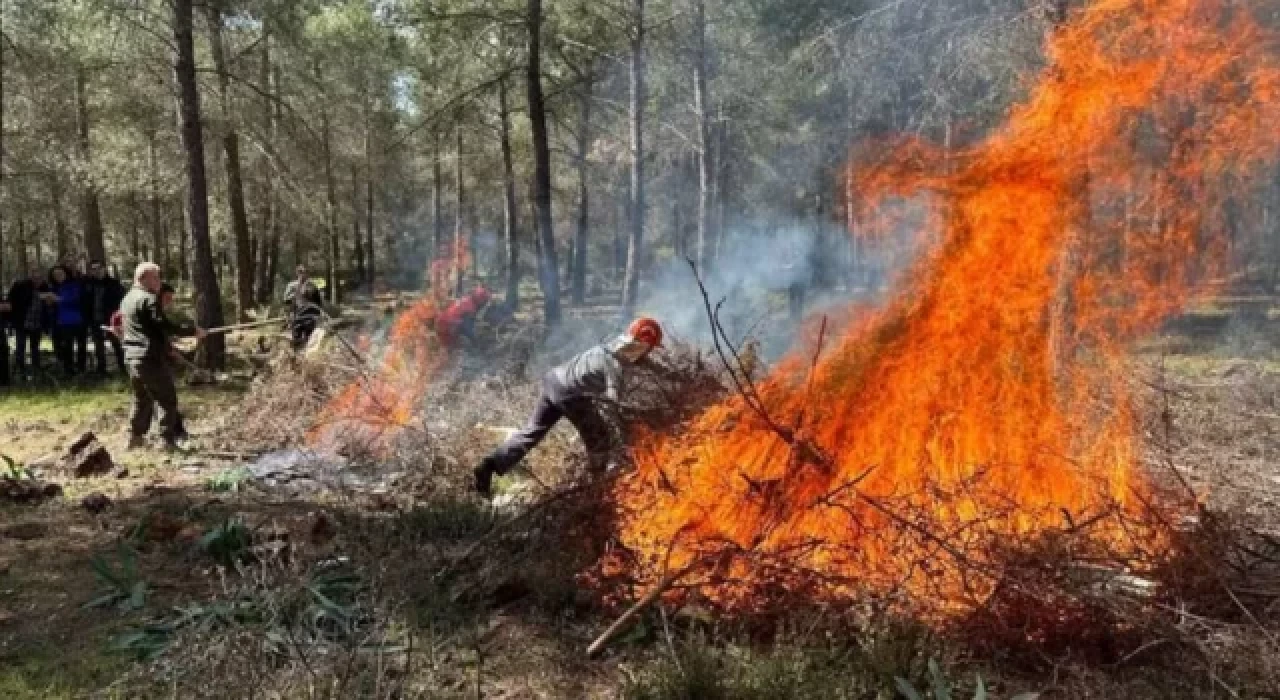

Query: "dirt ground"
(0, 300), (1278, 699)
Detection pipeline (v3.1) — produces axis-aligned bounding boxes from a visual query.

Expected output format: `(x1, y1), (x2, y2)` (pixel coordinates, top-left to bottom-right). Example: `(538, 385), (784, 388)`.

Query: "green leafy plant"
(895, 659), (1039, 700)
(205, 466), (252, 493)
(1, 454), (31, 481)
(85, 542), (147, 612)
(199, 518), (254, 567)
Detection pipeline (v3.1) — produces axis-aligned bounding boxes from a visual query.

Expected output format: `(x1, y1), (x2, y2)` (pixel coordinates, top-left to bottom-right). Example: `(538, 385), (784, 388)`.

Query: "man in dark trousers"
(472, 317), (664, 497)
(7, 266), (53, 380)
(282, 265), (324, 350)
(84, 260), (127, 376)
(120, 262), (205, 450)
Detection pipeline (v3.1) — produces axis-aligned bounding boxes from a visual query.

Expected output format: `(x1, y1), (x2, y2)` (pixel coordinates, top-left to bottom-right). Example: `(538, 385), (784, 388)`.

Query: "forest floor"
(0, 296), (1278, 699)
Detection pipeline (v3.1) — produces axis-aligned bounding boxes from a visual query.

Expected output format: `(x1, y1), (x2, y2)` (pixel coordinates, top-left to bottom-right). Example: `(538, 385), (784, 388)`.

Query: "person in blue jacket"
(49, 265), (88, 377)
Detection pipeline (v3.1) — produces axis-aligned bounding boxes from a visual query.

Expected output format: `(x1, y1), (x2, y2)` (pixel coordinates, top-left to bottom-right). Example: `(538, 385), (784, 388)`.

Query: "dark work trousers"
(53, 324), (89, 376)
(291, 317), (319, 350)
(13, 329), (42, 376)
(484, 375), (615, 475)
(127, 360), (183, 440)
(0, 332), (9, 386)
(88, 323), (125, 374)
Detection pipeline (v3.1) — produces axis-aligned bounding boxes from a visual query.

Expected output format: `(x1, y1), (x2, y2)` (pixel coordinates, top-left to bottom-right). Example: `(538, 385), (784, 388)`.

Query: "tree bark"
(453, 123), (466, 296)
(499, 76), (521, 308)
(621, 0), (647, 318)
(205, 0), (255, 319)
(571, 70), (593, 305)
(693, 0), (713, 272)
(321, 105), (341, 304)
(50, 176), (70, 258)
(363, 103), (376, 291)
(351, 164), (365, 285)
(173, 0), (226, 367)
(74, 66), (106, 263)
(431, 128), (444, 266)
(257, 58), (282, 303)
(147, 132), (167, 274)
(527, 0), (561, 324)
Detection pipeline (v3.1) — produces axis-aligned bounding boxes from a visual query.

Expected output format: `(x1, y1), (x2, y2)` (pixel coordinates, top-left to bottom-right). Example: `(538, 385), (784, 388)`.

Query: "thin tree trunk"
(50, 176), (70, 258)
(621, 0), (647, 318)
(432, 128), (444, 265)
(499, 76), (520, 308)
(453, 124), (466, 296)
(571, 70), (592, 305)
(257, 58), (282, 303)
(173, 0), (225, 367)
(322, 106), (340, 304)
(352, 164), (365, 285)
(148, 132), (166, 273)
(75, 66), (106, 263)
(363, 106), (376, 292)
(205, 0), (255, 319)
(693, 0), (713, 271)
(527, 0), (561, 324)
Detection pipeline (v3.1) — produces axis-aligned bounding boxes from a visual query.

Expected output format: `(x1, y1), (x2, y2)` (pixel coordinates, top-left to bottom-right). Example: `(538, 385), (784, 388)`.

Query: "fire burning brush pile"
(600, 0), (1280, 635)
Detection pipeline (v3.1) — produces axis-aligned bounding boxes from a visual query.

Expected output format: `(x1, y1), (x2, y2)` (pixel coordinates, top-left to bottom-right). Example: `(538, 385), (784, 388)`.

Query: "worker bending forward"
(120, 263), (205, 450)
(474, 318), (664, 497)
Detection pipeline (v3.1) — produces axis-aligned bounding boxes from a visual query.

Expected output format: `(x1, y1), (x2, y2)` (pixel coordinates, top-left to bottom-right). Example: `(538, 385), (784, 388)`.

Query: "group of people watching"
(0, 257), (129, 385)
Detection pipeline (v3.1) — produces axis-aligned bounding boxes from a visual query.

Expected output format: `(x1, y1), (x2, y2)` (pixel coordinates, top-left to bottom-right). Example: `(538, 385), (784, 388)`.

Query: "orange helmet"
(627, 317), (664, 348)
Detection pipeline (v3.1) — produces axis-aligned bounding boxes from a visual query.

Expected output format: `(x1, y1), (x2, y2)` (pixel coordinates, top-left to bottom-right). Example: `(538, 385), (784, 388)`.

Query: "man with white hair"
(119, 262), (206, 450)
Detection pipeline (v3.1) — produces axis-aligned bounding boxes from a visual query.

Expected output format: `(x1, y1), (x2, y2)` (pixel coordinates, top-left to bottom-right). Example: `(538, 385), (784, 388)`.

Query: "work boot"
(473, 463), (494, 499)
(127, 435), (147, 450)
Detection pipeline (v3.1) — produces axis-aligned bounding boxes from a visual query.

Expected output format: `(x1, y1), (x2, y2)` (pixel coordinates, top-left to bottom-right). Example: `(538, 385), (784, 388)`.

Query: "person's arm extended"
(139, 295), (197, 339)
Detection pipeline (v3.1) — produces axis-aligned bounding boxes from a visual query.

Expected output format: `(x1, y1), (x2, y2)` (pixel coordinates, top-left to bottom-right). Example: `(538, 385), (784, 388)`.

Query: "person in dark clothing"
(473, 317), (665, 498)
(282, 265), (324, 350)
(84, 260), (127, 376)
(49, 265), (89, 377)
(7, 266), (53, 379)
(0, 294), (11, 386)
(120, 262), (206, 450)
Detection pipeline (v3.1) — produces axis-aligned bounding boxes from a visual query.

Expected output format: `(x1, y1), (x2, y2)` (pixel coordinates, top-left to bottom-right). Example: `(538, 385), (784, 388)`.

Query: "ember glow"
(608, 0), (1280, 613)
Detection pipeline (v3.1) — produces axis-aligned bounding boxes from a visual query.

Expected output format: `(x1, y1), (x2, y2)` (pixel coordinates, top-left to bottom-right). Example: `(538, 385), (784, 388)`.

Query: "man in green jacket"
(119, 262), (206, 450)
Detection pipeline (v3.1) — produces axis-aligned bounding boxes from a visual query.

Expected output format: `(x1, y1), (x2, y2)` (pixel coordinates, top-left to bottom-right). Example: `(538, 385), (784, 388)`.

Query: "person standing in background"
(84, 260), (127, 376)
(7, 266), (52, 380)
(0, 292), (11, 387)
(283, 265), (324, 350)
(49, 265), (88, 377)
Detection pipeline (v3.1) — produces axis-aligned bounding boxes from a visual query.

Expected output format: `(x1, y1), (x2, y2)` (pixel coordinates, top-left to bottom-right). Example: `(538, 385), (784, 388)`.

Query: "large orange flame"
(309, 240), (474, 454)
(608, 0), (1280, 614)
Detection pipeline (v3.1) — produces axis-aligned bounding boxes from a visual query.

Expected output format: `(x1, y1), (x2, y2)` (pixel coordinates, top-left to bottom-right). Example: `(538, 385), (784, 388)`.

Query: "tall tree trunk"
(499, 76), (520, 308)
(571, 70), (592, 305)
(693, 0), (713, 271)
(527, 0), (561, 325)
(74, 66), (106, 263)
(431, 128), (444, 266)
(257, 58), (282, 303)
(621, 0), (647, 318)
(50, 176), (70, 258)
(321, 106), (340, 304)
(205, 0), (255, 319)
(363, 106), (376, 291)
(351, 164), (365, 285)
(453, 123), (466, 296)
(173, 0), (225, 367)
(147, 132), (166, 273)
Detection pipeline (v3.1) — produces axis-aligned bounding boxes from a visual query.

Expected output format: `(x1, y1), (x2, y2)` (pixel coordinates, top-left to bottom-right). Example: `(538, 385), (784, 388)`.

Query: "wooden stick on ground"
(586, 563), (698, 659)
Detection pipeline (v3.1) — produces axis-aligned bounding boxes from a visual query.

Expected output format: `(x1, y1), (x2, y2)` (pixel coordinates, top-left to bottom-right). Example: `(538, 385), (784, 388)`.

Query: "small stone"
(81, 493), (113, 515)
(114, 468), (130, 479)
(310, 512), (336, 542)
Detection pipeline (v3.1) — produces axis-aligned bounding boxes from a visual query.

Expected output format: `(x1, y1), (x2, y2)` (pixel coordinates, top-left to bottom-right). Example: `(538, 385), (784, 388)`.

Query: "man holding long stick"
(119, 262), (206, 450)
